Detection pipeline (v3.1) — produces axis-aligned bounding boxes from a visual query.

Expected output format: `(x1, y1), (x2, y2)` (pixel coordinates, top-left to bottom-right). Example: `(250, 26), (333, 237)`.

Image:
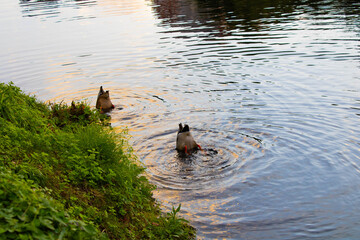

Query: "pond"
(1, 0), (360, 239)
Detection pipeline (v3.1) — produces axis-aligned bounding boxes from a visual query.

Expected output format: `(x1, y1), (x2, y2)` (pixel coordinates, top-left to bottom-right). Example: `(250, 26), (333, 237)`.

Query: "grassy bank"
(0, 82), (195, 239)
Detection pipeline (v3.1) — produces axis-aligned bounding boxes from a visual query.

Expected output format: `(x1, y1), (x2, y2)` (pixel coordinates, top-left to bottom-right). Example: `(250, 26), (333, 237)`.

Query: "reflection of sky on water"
(3, 0), (160, 100)
(1, 0), (360, 239)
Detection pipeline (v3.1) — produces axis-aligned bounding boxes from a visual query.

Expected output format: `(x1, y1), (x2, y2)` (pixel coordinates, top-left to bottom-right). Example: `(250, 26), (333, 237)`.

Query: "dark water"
(1, 0), (360, 239)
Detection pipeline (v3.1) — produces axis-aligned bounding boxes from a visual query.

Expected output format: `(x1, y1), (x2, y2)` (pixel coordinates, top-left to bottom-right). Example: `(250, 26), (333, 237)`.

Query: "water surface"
(1, 0), (360, 239)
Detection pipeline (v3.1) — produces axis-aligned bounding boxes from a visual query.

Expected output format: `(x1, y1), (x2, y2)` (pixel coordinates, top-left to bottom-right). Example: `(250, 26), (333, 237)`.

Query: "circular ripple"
(134, 126), (266, 191)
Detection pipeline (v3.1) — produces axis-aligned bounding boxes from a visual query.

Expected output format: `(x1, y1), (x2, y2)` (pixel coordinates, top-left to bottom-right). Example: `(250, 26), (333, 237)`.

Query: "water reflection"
(4, 0), (360, 239)
(153, 0), (299, 33)
(152, 0), (360, 32)
(150, 0), (359, 75)
(20, 0), (60, 18)
(20, 0), (97, 19)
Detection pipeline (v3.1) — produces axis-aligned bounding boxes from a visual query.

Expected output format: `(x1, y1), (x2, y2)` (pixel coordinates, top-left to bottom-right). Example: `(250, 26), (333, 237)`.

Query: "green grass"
(0, 82), (196, 239)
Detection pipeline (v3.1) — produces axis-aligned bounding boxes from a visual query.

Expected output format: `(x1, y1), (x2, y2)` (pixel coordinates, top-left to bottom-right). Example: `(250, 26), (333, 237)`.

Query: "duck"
(176, 123), (201, 154)
(96, 86), (114, 111)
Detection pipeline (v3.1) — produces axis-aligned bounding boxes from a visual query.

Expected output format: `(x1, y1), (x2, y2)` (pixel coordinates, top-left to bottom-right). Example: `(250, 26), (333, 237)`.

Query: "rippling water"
(1, 0), (360, 239)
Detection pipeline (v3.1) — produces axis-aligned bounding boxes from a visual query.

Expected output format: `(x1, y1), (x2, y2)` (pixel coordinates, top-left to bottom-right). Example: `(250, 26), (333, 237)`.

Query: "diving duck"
(96, 86), (114, 111)
(176, 123), (201, 154)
